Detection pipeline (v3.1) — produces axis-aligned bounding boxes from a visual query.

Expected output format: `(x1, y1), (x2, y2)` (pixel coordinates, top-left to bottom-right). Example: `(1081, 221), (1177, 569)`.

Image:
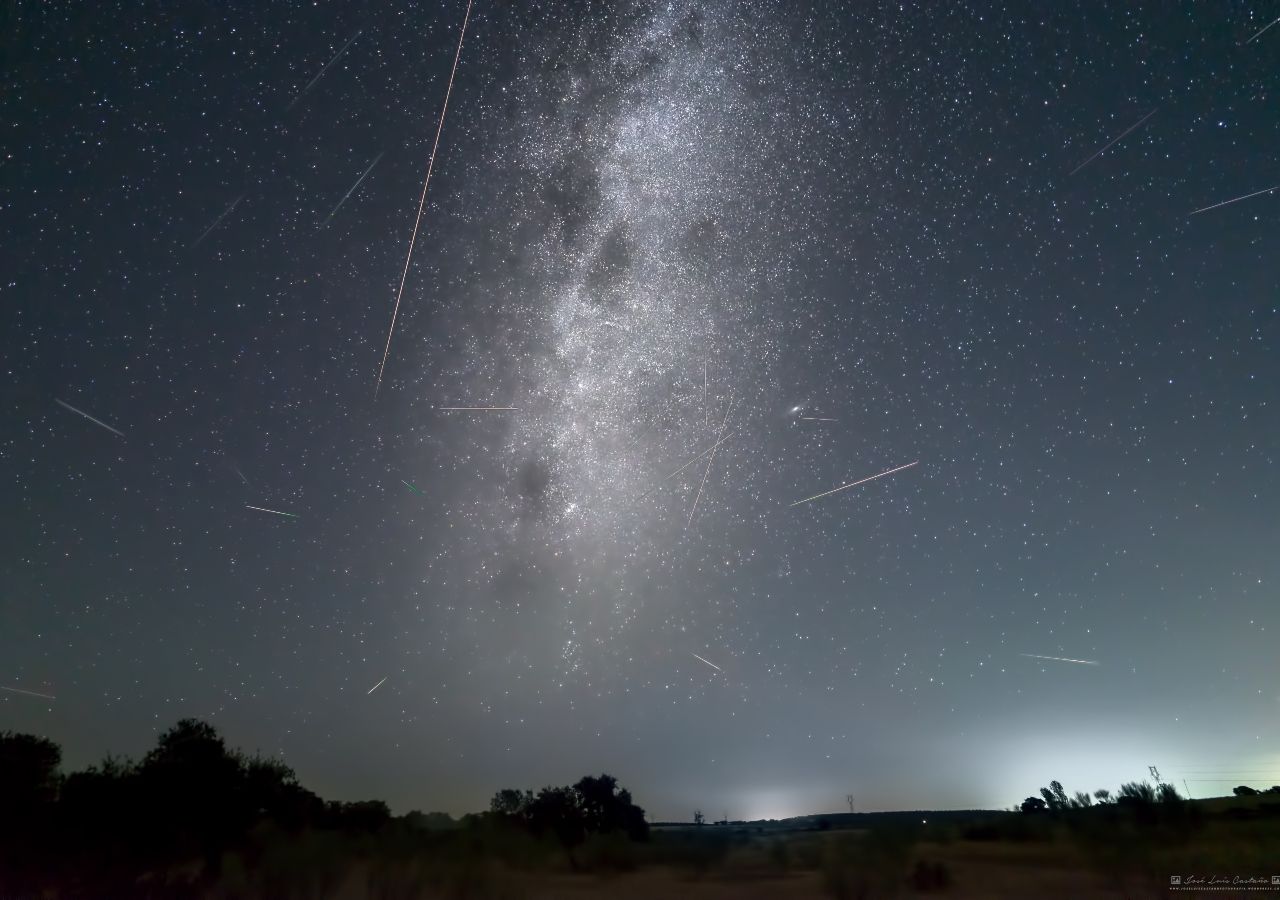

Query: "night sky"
(3, 1), (1279, 821)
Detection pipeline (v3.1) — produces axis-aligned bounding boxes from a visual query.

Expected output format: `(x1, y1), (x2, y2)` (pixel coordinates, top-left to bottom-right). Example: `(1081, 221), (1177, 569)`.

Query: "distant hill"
(653, 808), (1010, 831)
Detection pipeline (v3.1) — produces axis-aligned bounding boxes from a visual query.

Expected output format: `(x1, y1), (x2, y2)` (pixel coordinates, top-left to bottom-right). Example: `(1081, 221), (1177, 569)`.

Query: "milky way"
(4, 0), (1278, 820)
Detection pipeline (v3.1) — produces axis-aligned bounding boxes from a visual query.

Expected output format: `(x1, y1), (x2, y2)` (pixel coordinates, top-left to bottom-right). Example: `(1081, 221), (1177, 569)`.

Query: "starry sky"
(3, 1), (1279, 821)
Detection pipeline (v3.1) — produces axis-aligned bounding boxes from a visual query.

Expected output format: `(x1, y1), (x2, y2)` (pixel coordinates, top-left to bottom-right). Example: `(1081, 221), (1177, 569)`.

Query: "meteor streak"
(54, 398), (125, 437)
(375, 0), (472, 397)
(436, 406), (517, 411)
(790, 460), (919, 508)
(367, 675), (388, 694)
(1245, 14), (1280, 44)
(800, 416), (837, 422)
(1, 686), (56, 700)
(320, 152), (383, 227)
(245, 504), (298, 518)
(190, 194), (244, 248)
(288, 30), (362, 111)
(401, 479), (424, 495)
(688, 393), (735, 526)
(691, 653), (722, 672)
(1188, 183), (1280, 216)
(1068, 108), (1157, 175)
(1020, 653), (1100, 666)
(640, 430), (738, 500)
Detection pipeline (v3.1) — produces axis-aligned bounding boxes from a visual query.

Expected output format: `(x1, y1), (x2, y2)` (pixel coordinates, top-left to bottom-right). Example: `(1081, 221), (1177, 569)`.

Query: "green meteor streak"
(401, 480), (424, 496)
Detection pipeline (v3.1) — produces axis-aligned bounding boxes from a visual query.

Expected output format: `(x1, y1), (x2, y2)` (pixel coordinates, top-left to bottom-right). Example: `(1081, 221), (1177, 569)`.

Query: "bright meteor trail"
(374, 0), (472, 397)
(1244, 14), (1280, 44)
(245, 505), (298, 518)
(1, 686), (57, 700)
(1188, 184), (1280, 217)
(54, 398), (125, 438)
(691, 653), (722, 672)
(367, 676), (388, 694)
(1020, 653), (1101, 666)
(790, 461), (919, 508)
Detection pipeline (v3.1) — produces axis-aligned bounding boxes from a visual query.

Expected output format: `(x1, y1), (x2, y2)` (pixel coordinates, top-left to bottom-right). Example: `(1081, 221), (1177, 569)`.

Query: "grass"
(36, 798), (1280, 898)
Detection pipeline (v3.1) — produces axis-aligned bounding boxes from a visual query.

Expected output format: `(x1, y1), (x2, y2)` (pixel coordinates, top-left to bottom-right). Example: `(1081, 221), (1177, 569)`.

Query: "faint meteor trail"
(800, 416), (837, 422)
(1245, 14), (1280, 43)
(691, 652), (722, 672)
(54, 398), (125, 438)
(1188, 183), (1280, 216)
(688, 393), (735, 526)
(641, 430), (739, 500)
(401, 479), (424, 495)
(231, 464), (250, 486)
(436, 406), (517, 411)
(245, 504), (298, 518)
(790, 460), (919, 508)
(367, 675), (388, 694)
(1069, 108), (1157, 175)
(1020, 653), (1100, 666)
(190, 194), (244, 248)
(320, 152), (383, 227)
(288, 29), (362, 111)
(1, 686), (57, 700)
(375, 0), (473, 398)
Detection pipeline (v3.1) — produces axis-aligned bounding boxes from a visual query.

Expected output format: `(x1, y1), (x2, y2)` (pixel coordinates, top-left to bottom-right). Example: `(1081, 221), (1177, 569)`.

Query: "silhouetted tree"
(325, 799), (392, 832)
(1156, 783), (1182, 804)
(0, 719), (655, 892)
(137, 718), (248, 864)
(404, 810), (458, 831)
(573, 774), (647, 841)
(1020, 796), (1047, 814)
(1071, 791), (1093, 809)
(490, 787), (534, 819)
(1038, 780), (1069, 812)
(0, 731), (62, 886)
(1266, 786), (1280, 795)
(693, 809), (705, 826)
(1093, 789), (1112, 804)
(247, 755), (324, 830)
(59, 754), (138, 843)
(1233, 785), (1260, 797)
(0, 731), (61, 811)
(527, 785), (588, 865)
(1116, 781), (1156, 805)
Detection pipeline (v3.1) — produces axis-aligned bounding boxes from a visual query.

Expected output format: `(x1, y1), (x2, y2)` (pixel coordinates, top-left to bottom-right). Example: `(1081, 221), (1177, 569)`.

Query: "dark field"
(10, 797), (1279, 898)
